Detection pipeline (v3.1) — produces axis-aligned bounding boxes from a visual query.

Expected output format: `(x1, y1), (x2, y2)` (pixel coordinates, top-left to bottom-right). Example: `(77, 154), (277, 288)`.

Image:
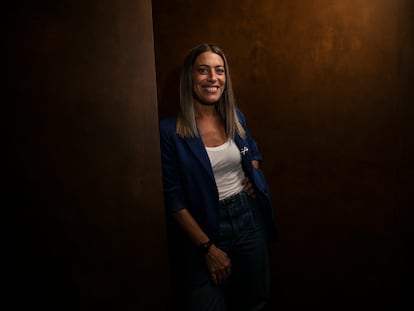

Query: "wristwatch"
(199, 239), (213, 254)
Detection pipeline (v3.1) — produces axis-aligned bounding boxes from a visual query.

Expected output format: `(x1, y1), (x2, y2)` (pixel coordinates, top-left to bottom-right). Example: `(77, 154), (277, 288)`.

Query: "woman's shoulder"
(159, 116), (179, 144)
(160, 115), (177, 130)
(236, 108), (247, 126)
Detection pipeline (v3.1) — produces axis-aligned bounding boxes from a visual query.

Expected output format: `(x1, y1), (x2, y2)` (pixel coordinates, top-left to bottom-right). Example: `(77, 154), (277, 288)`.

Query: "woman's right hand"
(205, 244), (232, 285)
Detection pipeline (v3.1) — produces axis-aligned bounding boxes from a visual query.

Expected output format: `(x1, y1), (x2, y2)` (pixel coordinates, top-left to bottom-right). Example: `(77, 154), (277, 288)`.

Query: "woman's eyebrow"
(198, 64), (224, 68)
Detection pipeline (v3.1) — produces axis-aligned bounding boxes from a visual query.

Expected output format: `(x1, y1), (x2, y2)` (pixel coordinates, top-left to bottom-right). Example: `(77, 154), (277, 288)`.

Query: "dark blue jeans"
(188, 192), (270, 311)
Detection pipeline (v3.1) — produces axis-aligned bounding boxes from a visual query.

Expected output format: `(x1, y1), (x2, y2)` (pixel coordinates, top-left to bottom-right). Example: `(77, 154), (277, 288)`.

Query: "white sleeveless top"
(205, 139), (245, 200)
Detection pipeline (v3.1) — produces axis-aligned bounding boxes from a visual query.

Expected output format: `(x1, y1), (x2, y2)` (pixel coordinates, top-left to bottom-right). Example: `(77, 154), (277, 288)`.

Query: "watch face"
(201, 240), (212, 253)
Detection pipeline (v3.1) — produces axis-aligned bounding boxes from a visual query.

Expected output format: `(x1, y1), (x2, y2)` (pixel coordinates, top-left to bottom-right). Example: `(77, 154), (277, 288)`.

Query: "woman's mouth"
(203, 86), (219, 93)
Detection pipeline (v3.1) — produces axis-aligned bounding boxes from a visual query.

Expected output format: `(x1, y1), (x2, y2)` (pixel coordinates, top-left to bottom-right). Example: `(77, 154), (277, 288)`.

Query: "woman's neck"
(194, 102), (217, 119)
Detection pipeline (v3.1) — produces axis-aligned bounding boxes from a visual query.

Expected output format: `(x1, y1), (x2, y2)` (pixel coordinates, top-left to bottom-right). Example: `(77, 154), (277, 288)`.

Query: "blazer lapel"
(234, 135), (248, 160)
(184, 136), (216, 182)
(234, 134), (253, 175)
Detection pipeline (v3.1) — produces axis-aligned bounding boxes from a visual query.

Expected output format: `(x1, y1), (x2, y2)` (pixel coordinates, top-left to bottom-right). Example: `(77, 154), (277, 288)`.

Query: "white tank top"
(205, 139), (245, 200)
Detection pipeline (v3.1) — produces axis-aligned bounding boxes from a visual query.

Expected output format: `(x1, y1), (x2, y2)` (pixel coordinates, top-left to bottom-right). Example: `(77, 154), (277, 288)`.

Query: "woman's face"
(192, 51), (226, 105)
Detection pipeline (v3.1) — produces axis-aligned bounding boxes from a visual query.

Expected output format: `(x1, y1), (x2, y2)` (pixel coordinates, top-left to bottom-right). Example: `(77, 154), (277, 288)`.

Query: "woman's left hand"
(242, 176), (255, 198)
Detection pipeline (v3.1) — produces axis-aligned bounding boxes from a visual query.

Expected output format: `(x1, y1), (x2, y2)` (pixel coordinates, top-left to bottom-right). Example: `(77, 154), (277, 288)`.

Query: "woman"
(160, 43), (277, 311)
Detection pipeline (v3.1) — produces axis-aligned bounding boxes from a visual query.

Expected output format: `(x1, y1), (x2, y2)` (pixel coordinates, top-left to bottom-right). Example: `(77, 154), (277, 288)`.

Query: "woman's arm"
(160, 120), (231, 284)
(172, 208), (232, 285)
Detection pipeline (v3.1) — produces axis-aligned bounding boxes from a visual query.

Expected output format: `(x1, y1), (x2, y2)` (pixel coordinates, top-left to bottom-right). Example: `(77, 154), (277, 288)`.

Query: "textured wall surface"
(153, 0), (413, 308)
(5, 0), (170, 309)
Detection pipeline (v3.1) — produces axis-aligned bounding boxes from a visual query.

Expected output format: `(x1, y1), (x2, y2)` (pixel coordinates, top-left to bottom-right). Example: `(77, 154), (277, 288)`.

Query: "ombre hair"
(176, 43), (246, 139)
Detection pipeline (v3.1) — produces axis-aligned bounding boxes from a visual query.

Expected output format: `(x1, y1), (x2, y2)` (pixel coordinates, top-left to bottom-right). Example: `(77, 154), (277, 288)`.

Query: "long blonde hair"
(176, 43), (245, 139)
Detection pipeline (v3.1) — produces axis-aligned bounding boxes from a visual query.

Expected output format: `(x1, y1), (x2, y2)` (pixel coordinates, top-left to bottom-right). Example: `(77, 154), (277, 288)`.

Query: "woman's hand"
(242, 176), (256, 198)
(205, 244), (232, 285)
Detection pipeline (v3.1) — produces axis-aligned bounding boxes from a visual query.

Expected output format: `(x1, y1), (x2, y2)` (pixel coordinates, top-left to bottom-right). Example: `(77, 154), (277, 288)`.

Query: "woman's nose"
(208, 71), (217, 81)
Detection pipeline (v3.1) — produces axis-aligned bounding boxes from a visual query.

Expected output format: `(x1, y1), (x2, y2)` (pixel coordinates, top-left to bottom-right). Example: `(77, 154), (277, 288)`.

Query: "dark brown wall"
(5, 1), (170, 309)
(153, 0), (413, 308)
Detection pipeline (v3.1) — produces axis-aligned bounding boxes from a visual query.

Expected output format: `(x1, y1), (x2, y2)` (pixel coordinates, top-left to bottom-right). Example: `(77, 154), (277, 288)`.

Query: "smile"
(203, 86), (219, 92)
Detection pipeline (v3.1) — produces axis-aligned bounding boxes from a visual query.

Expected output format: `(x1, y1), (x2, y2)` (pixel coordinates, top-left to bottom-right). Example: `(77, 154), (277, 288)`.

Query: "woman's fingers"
(242, 176), (256, 198)
(206, 245), (232, 284)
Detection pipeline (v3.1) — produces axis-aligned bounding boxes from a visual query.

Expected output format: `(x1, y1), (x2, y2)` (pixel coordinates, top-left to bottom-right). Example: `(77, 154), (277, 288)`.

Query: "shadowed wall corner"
(5, 0), (171, 309)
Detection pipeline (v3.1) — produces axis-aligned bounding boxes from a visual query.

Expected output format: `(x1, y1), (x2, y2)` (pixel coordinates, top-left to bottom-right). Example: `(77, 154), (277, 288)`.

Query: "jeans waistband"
(219, 191), (247, 206)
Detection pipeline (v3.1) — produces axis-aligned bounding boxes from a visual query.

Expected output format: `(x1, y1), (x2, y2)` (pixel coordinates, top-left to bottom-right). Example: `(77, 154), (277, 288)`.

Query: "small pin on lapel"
(240, 147), (249, 155)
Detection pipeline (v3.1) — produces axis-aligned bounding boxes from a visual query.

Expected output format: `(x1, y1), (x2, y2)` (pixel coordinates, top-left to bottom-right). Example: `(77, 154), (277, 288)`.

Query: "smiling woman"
(159, 43), (277, 311)
(192, 52), (226, 106)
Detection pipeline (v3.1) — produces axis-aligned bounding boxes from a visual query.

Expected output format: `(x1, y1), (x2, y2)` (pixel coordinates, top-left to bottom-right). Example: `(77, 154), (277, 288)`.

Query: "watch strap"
(199, 239), (213, 253)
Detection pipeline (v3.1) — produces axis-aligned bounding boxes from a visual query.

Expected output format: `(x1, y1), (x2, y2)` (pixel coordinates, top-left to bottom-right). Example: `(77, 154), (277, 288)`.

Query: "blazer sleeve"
(159, 119), (186, 214)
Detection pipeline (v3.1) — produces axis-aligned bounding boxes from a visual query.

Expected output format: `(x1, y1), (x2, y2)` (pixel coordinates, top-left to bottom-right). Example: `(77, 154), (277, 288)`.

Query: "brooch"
(240, 147), (249, 155)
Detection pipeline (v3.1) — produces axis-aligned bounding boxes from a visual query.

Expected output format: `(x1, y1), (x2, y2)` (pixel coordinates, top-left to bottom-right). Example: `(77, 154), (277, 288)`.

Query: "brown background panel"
(153, 0), (413, 308)
(5, 0), (170, 309)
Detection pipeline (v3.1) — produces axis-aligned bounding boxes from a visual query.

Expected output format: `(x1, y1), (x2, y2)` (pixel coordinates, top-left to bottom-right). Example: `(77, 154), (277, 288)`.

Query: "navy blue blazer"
(159, 109), (277, 285)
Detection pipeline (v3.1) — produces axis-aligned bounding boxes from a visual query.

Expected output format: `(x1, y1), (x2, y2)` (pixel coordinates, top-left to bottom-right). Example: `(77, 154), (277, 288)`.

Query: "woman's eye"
(216, 68), (225, 75)
(198, 68), (208, 73)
